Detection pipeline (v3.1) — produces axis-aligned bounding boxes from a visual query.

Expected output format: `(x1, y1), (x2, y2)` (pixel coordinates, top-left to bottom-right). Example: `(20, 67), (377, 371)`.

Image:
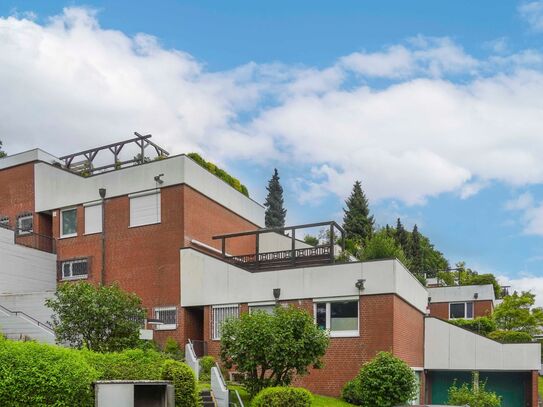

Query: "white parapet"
(184, 342), (200, 381)
(211, 366), (229, 407)
(424, 317), (541, 371)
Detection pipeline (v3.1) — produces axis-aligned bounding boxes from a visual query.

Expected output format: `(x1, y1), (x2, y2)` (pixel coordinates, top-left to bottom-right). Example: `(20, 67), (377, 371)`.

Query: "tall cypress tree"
(264, 168), (287, 228)
(409, 224), (423, 275)
(395, 218), (409, 252)
(342, 181), (374, 242)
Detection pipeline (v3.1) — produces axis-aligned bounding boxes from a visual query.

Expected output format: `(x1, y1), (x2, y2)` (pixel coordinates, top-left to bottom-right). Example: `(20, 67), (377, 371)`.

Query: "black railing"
(230, 245), (333, 271)
(0, 303), (54, 332)
(14, 229), (56, 254)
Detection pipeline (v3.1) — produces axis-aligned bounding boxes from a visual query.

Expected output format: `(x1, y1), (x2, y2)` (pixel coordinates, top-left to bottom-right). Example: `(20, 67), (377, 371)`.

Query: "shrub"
(251, 387), (313, 407)
(83, 348), (166, 380)
(488, 330), (533, 343)
(342, 351), (417, 407)
(163, 337), (184, 361)
(448, 375), (501, 407)
(0, 337), (98, 407)
(199, 355), (216, 381)
(450, 317), (497, 336)
(161, 359), (199, 407)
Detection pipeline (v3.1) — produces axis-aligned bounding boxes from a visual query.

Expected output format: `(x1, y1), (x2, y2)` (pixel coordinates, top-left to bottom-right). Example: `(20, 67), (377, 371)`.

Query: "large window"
(61, 208), (77, 238)
(17, 213), (33, 235)
(212, 304), (239, 340)
(61, 259), (88, 280)
(129, 190), (161, 227)
(314, 298), (359, 337)
(449, 302), (473, 319)
(154, 306), (177, 330)
(84, 203), (102, 235)
(249, 303), (276, 315)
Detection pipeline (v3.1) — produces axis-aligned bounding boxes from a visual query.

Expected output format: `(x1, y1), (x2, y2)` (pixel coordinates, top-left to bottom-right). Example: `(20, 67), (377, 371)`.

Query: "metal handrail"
(0, 303), (54, 333)
(230, 389), (244, 407)
(214, 362), (228, 389)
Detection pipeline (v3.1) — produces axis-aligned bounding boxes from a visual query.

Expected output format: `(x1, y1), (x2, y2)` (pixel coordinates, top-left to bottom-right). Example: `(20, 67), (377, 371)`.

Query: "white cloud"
(5, 8), (543, 206)
(504, 192), (543, 236)
(519, 1), (543, 32)
(498, 274), (543, 307)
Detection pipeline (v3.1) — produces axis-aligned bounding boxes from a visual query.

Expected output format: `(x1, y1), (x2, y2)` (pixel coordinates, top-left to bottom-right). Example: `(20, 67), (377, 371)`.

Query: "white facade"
(180, 248), (428, 312)
(428, 284), (495, 304)
(0, 228), (56, 294)
(0, 148), (59, 170)
(424, 317), (540, 371)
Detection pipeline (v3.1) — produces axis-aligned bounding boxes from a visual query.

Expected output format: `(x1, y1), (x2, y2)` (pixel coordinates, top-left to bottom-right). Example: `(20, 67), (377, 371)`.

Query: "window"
(0, 216), (9, 229)
(314, 299), (359, 337)
(154, 307), (177, 330)
(84, 203), (102, 235)
(449, 302), (473, 319)
(61, 259), (88, 280)
(212, 304), (239, 340)
(17, 213), (33, 235)
(61, 208), (77, 238)
(129, 190), (161, 227)
(249, 303), (276, 315)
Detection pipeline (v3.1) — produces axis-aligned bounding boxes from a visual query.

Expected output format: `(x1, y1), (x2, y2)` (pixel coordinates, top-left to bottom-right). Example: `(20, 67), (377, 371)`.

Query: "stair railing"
(0, 303), (54, 333)
(211, 362), (229, 407)
(229, 389), (244, 407)
(185, 339), (200, 381)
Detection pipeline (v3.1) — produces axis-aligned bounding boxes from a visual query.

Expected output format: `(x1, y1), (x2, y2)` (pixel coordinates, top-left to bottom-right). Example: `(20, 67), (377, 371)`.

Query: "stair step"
(199, 390), (215, 407)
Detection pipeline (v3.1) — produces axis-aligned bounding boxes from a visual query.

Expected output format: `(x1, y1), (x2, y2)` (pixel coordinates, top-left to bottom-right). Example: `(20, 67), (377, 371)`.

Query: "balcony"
(213, 221), (345, 272)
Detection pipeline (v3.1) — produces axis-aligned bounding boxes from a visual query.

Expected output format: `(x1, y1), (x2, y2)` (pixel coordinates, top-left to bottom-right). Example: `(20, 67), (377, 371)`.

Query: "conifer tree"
(264, 168), (287, 228)
(395, 218), (409, 252)
(0, 140), (5, 158)
(343, 181), (374, 242)
(409, 224), (423, 275)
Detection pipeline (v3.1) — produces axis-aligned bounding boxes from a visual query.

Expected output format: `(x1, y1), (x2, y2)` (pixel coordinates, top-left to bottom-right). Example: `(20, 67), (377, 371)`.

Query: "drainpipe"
(99, 188), (106, 285)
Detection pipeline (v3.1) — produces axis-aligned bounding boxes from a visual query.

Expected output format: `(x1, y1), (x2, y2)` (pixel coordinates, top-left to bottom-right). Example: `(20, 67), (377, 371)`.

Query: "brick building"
(0, 137), (540, 406)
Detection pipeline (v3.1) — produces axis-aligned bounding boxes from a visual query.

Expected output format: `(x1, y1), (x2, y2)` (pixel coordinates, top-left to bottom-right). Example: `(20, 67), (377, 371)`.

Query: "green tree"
(342, 181), (374, 242)
(448, 374), (501, 407)
(220, 306), (329, 396)
(342, 352), (417, 407)
(408, 224), (423, 275)
(360, 229), (410, 267)
(0, 140), (6, 158)
(46, 282), (145, 352)
(493, 291), (543, 336)
(394, 218), (409, 252)
(264, 169), (287, 228)
(303, 235), (319, 246)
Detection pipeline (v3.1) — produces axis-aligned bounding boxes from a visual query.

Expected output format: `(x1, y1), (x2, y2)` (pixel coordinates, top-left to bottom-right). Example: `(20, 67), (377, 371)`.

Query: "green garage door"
(429, 371), (527, 407)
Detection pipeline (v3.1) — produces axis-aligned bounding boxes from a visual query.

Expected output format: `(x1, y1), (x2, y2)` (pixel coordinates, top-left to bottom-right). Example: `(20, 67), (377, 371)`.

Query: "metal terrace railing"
(213, 221), (345, 272)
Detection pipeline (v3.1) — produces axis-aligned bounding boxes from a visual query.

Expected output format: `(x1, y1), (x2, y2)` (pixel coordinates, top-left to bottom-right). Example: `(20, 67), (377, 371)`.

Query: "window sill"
(129, 222), (161, 229)
(330, 331), (359, 338)
(154, 325), (177, 331)
(62, 275), (88, 281)
(84, 231), (102, 236)
(60, 233), (78, 239)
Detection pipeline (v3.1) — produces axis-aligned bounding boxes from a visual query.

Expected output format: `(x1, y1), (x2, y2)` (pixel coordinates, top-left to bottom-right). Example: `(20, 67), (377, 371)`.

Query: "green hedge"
(188, 153), (249, 197)
(0, 337), (97, 407)
(161, 359), (200, 407)
(487, 330), (533, 343)
(199, 355), (216, 381)
(251, 387), (313, 407)
(449, 316), (496, 336)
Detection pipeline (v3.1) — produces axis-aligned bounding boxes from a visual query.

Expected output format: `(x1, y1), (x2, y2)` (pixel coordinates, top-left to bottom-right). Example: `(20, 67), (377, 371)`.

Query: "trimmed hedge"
(161, 359), (200, 407)
(251, 387), (313, 407)
(199, 355), (216, 381)
(449, 317), (496, 336)
(0, 337), (98, 406)
(487, 330), (533, 343)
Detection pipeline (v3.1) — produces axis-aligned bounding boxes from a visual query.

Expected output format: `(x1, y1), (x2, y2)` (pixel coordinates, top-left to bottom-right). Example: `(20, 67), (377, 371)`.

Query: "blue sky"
(2, 1), (543, 299)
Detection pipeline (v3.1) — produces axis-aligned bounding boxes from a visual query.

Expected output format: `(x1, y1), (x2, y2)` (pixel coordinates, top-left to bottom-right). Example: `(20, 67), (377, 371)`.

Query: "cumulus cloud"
(5, 8), (543, 206)
(498, 274), (543, 307)
(504, 192), (543, 236)
(519, 1), (543, 32)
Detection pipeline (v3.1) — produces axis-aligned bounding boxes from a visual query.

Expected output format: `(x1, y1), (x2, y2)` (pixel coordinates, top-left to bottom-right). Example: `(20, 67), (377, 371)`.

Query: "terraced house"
(0, 135), (540, 406)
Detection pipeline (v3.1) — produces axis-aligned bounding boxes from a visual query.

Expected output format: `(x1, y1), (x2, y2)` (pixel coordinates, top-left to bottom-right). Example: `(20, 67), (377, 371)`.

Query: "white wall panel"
(84, 203), (102, 234)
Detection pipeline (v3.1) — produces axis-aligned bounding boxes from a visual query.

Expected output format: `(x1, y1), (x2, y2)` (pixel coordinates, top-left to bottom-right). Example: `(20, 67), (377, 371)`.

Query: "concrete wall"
(180, 249), (428, 312)
(424, 317), (541, 371)
(34, 155), (264, 226)
(0, 228), (56, 294)
(0, 291), (55, 323)
(258, 232), (311, 253)
(0, 149), (59, 170)
(428, 284), (495, 303)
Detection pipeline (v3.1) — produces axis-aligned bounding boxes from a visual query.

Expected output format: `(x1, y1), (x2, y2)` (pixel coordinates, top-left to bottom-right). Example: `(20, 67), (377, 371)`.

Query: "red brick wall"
(530, 370), (538, 407)
(474, 300), (493, 317)
(428, 302), (448, 319)
(203, 294), (424, 397)
(0, 163), (35, 228)
(429, 300), (494, 320)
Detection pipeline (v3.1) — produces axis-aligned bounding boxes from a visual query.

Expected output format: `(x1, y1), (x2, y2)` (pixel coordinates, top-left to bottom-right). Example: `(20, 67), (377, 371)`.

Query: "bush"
(342, 351), (417, 407)
(487, 330), (533, 343)
(161, 359), (199, 407)
(163, 337), (184, 361)
(450, 317), (497, 336)
(251, 387), (313, 407)
(0, 337), (98, 406)
(199, 355), (216, 381)
(448, 375), (501, 407)
(341, 378), (362, 404)
(83, 348), (166, 380)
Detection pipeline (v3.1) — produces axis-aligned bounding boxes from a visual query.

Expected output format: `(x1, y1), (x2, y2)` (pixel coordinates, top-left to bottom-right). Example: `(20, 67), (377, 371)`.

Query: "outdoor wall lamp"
(355, 279), (366, 291)
(154, 173), (164, 184)
(474, 292), (479, 299)
(273, 288), (281, 301)
(99, 188), (107, 199)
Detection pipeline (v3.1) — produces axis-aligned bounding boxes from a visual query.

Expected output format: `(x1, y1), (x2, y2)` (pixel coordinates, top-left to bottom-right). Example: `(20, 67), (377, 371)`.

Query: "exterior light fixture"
(474, 292), (479, 299)
(154, 174), (164, 185)
(355, 279), (365, 290)
(428, 296), (432, 303)
(273, 288), (281, 301)
(99, 188), (107, 199)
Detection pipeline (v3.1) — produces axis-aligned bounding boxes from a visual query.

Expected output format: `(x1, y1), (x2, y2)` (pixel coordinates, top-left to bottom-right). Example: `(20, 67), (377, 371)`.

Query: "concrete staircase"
(0, 305), (55, 344)
(200, 389), (216, 407)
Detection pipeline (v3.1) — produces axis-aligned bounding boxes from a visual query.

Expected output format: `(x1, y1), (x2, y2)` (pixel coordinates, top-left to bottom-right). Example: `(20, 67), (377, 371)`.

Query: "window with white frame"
(17, 213), (33, 234)
(314, 298), (359, 337)
(449, 302), (474, 319)
(61, 259), (88, 280)
(84, 203), (102, 235)
(0, 216), (9, 229)
(212, 304), (239, 340)
(129, 190), (161, 227)
(249, 303), (276, 315)
(154, 306), (177, 330)
(61, 208), (77, 238)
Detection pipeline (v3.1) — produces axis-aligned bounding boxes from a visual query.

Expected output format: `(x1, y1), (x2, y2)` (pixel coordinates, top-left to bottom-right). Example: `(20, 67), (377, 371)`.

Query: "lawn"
(539, 376), (543, 398)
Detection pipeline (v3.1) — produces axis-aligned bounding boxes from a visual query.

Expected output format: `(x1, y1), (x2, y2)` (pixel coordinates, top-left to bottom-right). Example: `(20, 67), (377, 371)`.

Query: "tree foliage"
(438, 262), (502, 298)
(449, 317), (497, 336)
(188, 152), (249, 196)
(220, 306), (329, 396)
(487, 330), (533, 343)
(343, 181), (374, 242)
(448, 374), (501, 407)
(0, 140), (5, 158)
(264, 168), (287, 228)
(493, 291), (543, 335)
(303, 235), (319, 246)
(251, 387), (313, 407)
(359, 229), (410, 267)
(342, 352), (417, 407)
(46, 282), (146, 352)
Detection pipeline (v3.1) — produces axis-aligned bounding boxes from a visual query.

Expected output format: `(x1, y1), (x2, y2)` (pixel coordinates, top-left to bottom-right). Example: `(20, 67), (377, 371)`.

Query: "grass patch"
(539, 376), (543, 398)
(312, 394), (356, 406)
